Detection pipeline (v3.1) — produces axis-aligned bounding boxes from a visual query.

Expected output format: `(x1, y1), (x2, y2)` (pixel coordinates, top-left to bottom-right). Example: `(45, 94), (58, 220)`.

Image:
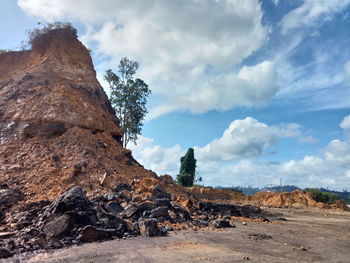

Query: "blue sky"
(1, 0), (350, 190)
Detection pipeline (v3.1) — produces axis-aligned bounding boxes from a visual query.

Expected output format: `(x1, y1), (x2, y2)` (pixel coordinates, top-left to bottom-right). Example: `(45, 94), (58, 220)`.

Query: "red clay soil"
(0, 28), (156, 202)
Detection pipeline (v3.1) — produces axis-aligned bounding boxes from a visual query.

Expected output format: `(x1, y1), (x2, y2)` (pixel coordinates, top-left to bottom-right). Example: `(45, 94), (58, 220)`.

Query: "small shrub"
(27, 22), (77, 47)
(305, 188), (340, 204)
(0, 49), (10, 53)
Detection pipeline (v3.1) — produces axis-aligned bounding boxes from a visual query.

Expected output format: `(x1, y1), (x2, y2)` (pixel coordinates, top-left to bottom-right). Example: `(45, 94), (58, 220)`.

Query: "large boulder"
(46, 186), (92, 215)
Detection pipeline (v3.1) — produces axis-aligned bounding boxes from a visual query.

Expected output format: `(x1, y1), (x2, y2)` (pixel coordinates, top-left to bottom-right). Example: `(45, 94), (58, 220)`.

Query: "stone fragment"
(78, 225), (109, 242)
(0, 188), (20, 208)
(138, 219), (159, 237)
(210, 219), (233, 229)
(149, 206), (169, 218)
(151, 185), (171, 199)
(106, 202), (124, 215)
(43, 214), (74, 238)
(114, 183), (132, 193)
(46, 186), (92, 214)
(122, 202), (153, 220)
(0, 247), (12, 258)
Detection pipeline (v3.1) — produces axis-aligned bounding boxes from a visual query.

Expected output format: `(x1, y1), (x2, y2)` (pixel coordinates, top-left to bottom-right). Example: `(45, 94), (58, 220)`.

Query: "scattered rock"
(210, 219), (233, 229)
(0, 188), (21, 208)
(46, 186), (92, 214)
(0, 247), (12, 258)
(42, 214), (74, 238)
(106, 202), (124, 215)
(149, 206), (169, 219)
(122, 202), (153, 220)
(78, 225), (109, 242)
(248, 233), (272, 240)
(138, 218), (159, 237)
(114, 183), (132, 193)
(241, 222), (248, 226)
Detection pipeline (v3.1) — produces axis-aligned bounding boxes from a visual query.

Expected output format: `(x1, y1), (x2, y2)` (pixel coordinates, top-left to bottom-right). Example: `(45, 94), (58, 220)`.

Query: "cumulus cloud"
(129, 136), (182, 176)
(130, 117), (302, 178)
(18, 0), (277, 118)
(281, 0), (350, 34)
(148, 60), (279, 119)
(129, 115), (350, 190)
(340, 115), (350, 130)
(195, 117), (300, 162)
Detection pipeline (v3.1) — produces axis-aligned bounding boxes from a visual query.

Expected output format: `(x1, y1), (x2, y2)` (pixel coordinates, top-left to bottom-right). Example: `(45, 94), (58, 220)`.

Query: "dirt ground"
(4, 208), (350, 263)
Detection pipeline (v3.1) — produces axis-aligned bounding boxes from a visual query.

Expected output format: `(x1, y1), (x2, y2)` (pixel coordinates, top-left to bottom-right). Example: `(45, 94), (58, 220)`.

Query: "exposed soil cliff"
(0, 29), (156, 201)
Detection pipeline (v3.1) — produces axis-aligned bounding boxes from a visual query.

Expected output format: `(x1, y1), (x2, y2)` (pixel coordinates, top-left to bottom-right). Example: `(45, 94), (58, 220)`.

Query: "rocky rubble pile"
(0, 183), (266, 258)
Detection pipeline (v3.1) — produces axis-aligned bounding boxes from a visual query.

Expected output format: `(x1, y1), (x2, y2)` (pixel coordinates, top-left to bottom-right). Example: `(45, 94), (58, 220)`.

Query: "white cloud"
(129, 115), (350, 190)
(148, 60), (279, 120)
(129, 136), (182, 176)
(130, 117), (302, 180)
(18, 0), (276, 118)
(281, 0), (350, 34)
(340, 115), (350, 130)
(195, 117), (300, 162)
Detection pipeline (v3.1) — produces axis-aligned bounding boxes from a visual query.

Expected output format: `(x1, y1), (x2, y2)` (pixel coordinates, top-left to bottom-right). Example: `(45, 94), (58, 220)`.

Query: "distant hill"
(215, 185), (350, 204)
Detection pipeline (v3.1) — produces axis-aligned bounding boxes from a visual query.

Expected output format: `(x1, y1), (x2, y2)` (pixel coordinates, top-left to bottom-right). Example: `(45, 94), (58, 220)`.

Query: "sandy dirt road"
(4, 208), (350, 263)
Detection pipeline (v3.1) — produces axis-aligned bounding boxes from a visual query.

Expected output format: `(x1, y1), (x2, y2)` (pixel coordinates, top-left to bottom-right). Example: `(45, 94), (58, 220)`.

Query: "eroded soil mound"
(0, 28), (156, 202)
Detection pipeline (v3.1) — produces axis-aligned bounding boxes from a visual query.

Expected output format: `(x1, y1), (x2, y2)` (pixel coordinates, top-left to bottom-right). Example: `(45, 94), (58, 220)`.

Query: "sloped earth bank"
(4, 208), (350, 263)
(0, 183), (269, 259)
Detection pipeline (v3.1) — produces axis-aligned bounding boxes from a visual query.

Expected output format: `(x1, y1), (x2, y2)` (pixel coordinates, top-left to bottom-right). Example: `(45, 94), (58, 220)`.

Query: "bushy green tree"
(176, 148), (197, 187)
(305, 188), (340, 204)
(104, 57), (151, 148)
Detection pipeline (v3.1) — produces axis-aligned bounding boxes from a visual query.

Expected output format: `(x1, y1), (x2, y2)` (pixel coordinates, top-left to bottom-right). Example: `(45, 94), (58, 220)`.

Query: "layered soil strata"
(0, 29), (156, 201)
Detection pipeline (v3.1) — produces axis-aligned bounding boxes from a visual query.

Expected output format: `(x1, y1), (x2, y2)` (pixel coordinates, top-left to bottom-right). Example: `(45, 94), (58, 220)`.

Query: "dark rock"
(0, 188), (21, 208)
(170, 205), (192, 222)
(114, 183), (132, 193)
(42, 214), (74, 238)
(153, 198), (171, 208)
(122, 202), (153, 220)
(138, 219), (159, 237)
(52, 154), (60, 162)
(248, 233), (272, 240)
(65, 210), (97, 226)
(77, 225), (109, 242)
(0, 210), (4, 223)
(0, 247), (12, 258)
(149, 206), (169, 218)
(210, 219), (233, 229)
(46, 186), (92, 215)
(151, 185), (171, 199)
(240, 205), (261, 217)
(106, 202), (124, 215)
(198, 202), (240, 217)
